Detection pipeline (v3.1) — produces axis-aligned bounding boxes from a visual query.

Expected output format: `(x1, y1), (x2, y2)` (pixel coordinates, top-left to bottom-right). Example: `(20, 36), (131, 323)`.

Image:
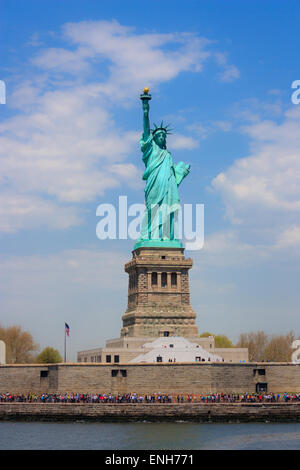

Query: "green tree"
(0, 324), (39, 363)
(199, 332), (234, 348)
(36, 347), (63, 364)
(214, 335), (234, 348)
(199, 332), (214, 338)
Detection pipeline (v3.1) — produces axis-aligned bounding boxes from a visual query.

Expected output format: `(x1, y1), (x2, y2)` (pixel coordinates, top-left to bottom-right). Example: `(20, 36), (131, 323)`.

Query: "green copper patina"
(134, 88), (191, 250)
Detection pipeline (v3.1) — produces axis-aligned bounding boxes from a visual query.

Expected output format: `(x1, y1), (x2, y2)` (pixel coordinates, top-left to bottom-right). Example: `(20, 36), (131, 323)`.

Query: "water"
(1, 421), (300, 450)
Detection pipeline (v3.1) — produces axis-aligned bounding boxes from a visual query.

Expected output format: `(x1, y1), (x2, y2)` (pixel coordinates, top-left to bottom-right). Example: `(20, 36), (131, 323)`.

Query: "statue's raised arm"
(140, 87), (151, 140)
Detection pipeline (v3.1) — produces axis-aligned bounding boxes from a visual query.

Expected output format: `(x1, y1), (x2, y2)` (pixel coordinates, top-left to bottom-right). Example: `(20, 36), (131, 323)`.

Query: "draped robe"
(138, 134), (189, 241)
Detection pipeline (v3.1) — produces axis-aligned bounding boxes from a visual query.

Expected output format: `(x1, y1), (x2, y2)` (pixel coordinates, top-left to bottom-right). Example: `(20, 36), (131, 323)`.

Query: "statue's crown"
(151, 121), (173, 136)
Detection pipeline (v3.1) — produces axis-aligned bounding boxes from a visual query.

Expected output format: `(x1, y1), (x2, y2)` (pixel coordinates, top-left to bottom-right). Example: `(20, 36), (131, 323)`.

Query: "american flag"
(65, 323), (70, 336)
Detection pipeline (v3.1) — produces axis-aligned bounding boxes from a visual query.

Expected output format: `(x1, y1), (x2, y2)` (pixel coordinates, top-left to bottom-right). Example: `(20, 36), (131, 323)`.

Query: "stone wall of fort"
(1, 362), (300, 395)
(1, 402), (300, 422)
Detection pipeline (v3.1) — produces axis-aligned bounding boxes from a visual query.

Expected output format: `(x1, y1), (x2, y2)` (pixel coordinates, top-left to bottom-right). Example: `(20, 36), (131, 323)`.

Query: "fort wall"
(1, 362), (300, 395)
(1, 402), (300, 422)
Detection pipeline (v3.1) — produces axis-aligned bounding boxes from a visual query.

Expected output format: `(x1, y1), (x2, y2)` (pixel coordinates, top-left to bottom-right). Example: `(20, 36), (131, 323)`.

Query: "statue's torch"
(140, 87), (151, 118)
(140, 87), (152, 102)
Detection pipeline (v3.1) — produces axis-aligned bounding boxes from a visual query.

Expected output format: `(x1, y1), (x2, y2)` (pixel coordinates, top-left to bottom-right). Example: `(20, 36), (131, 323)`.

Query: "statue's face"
(153, 130), (166, 149)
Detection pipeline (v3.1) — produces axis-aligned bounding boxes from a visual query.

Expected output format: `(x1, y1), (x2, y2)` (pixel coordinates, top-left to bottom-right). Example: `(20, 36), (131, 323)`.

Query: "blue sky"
(1, 0), (300, 360)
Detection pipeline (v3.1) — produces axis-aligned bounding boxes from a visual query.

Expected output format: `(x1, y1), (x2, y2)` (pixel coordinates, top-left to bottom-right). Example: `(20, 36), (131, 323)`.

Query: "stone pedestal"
(121, 247), (199, 338)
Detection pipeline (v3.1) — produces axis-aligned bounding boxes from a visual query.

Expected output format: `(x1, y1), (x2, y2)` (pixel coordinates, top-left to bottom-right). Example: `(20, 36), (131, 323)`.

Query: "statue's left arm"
(174, 162), (191, 186)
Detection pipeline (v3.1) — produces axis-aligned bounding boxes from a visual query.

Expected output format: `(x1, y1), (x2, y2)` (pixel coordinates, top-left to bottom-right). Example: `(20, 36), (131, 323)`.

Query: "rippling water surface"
(1, 421), (300, 450)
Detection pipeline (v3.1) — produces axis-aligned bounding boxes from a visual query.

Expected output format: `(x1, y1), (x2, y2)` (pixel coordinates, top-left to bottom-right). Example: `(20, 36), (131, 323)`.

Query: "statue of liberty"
(134, 88), (191, 249)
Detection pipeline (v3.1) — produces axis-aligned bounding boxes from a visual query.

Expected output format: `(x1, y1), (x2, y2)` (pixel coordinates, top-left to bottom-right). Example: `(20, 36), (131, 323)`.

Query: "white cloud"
(0, 192), (82, 233)
(219, 64), (240, 83)
(213, 118), (300, 214)
(31, 47), (94, 73)
(32, 20), (212, 100)
(1, 19), (240, 234)
(231, 97), (283, 124)
(168, 134), (199, 150)
(210, 105), (300, 257)
(191, 229), (269, 267)
(275, 226), (300, 249)
(0, 80), (141, 232)
(214, 52), (240, 83)
(213, 120), (232, 132)
(186, 122), (208, 139)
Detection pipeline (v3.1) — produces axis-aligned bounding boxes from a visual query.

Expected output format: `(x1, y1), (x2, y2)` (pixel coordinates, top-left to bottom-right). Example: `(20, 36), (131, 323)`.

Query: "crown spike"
(151, 120), (173, 136)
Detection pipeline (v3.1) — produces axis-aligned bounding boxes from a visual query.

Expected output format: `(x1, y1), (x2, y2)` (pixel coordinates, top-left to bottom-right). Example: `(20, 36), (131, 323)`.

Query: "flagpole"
(64, 325), (66, 362)
(64, 323), (69, 362)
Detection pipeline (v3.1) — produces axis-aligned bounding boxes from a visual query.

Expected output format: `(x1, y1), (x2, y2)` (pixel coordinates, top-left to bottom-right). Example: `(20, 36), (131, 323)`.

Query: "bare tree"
(236, 331), (269, 361)
(236, 330), (296, 362)
(0, 324), (39, 363)
(263, 331), (295, 362)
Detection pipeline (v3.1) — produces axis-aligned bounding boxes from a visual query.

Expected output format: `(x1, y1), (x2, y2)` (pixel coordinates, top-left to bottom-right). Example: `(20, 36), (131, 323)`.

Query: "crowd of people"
(0, 392), (300, 404)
